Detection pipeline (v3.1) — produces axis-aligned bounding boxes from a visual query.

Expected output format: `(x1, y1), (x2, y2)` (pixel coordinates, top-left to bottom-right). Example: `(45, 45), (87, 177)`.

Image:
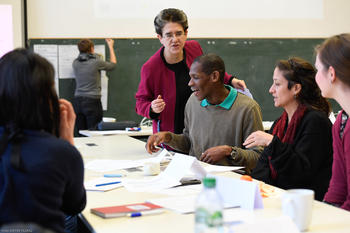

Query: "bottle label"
(195, 207), (223, 228)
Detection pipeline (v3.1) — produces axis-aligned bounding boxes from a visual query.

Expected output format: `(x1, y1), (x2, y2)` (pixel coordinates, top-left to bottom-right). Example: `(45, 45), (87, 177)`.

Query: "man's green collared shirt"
(200, 85), (237, 109)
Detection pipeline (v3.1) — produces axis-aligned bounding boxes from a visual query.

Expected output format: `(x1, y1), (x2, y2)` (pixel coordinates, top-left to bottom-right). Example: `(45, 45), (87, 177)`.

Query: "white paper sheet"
(214, 176), (264, 210)
(138, 149), (171, 164)
(123, 153), (207, 192)
(101, 75), (108, 110)
(33, 44), (59, 93)
(230, 216), (300, 233)
(224, 208), (255, 224)
(123, 175), (181, 192)
(85, 159), (144, 172)
(148, 195), (240, 214)
(84, 151), (169, 172)
(57, 44), (105, 79)
(151, 184), (202, 196)
(203, 164), (244, 173)
(84, 177), (123, 191)
(58, 45), (78, 79)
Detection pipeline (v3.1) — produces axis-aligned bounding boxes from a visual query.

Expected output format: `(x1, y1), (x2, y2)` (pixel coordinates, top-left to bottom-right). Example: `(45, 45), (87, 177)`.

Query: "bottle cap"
(203, 177), (216, 188)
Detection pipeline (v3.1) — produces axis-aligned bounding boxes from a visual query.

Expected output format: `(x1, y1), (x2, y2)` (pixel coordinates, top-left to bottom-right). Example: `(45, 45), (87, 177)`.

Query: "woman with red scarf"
(243, 57), (333, 201)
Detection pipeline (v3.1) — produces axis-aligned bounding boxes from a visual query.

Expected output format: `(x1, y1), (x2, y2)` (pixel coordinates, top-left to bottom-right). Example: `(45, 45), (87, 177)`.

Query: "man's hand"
(200, 145), (231, 164)
(105, 38), (114, 48)
(151, 95), (166, 113)
(146, 132), (172, 154)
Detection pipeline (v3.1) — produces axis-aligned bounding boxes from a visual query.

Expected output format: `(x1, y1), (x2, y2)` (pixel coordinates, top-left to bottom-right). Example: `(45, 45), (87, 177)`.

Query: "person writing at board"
(244, 57), (333, 201)
(315, 33), (350, 211)
(0, 49), (86, 233)
(72, 38), (117, 135)
(135, 8), (251, 134)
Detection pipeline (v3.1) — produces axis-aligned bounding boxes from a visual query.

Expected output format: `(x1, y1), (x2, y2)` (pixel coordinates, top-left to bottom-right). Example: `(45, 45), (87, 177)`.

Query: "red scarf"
(268, 104), (308, 180)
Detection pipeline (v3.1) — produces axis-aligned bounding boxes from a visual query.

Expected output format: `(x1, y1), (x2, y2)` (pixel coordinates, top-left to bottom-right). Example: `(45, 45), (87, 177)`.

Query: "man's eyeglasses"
(163, 31), (185, 40)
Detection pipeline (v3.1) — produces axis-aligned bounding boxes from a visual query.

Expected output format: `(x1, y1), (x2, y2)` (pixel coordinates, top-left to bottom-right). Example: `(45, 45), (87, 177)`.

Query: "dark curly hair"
(276, 57), (330, 116)
(154, 8), (188, 36)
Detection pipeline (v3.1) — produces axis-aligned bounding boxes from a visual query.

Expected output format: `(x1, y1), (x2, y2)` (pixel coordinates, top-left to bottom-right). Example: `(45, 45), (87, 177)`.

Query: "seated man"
(146, 53), (264, 173)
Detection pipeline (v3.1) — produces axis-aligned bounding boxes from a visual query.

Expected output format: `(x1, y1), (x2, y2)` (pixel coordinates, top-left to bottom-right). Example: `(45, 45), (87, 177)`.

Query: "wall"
(0, 0), (25, 51)
(26, 0), (346, 122)
(27, 0), (350, 38)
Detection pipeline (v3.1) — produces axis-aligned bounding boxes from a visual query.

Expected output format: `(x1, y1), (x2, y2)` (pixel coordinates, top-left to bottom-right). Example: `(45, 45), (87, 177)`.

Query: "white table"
(75, 135), (350, 233)
(79, 127), (153, 137)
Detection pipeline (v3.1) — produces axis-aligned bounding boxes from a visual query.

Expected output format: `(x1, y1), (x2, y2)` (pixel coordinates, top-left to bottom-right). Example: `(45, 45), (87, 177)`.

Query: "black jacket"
(252, 109), (333, 201)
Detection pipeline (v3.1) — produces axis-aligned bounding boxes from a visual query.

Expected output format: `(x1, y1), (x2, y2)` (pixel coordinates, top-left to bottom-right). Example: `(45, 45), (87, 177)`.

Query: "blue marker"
(127, 209), (164, 217)
(95, 181), (121, 187)
(126, 127), (141, 131)
(103, 174), (123, 178)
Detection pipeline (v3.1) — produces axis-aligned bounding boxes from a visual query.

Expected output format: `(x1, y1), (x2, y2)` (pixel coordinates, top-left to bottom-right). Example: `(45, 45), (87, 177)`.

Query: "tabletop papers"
(84, 149), (170, 172)
(123, 153), (206, 192)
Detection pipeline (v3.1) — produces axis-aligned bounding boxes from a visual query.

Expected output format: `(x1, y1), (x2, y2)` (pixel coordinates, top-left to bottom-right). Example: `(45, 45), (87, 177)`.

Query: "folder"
(90, 202), (163, 218)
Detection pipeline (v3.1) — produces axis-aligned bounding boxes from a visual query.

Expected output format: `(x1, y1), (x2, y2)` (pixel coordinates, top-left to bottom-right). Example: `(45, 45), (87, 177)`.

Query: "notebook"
(90, 202), (163, 218)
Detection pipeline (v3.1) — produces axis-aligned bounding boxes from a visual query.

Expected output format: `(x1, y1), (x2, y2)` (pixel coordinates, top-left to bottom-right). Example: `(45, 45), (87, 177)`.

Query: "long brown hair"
(316, 33), (350, 87)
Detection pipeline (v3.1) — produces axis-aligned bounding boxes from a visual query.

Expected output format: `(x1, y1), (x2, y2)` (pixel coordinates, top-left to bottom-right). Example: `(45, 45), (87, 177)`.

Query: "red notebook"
(90, 202), (163, 218)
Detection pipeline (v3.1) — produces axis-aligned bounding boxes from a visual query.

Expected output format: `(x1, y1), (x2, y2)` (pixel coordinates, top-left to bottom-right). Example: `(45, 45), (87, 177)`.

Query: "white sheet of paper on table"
(203, 164), (244, 173)
(123, 153), (207, 192)
(230, 216), (300, 233)
(148, 194), (240, 214)
(84, 149), (170, 173)
(214, 175), (264, 210)
(85, 159), (144, 172)
(84, 177), (123, 192)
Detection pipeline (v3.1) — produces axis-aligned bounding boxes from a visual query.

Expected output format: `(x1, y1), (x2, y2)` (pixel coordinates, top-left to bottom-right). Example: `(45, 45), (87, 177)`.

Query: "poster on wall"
(33, 44), (59, 94)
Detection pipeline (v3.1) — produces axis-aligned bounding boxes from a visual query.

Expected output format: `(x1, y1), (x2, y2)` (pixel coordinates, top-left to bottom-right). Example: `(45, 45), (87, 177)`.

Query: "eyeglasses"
(163, 31), (185, 40)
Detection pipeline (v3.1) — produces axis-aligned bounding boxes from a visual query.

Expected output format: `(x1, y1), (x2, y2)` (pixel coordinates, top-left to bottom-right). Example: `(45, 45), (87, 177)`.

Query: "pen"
(126, 127), (141, 131)
(95, 181), (121, 187)
(103, 174), (123, 178)
(127, 209), (164, 218)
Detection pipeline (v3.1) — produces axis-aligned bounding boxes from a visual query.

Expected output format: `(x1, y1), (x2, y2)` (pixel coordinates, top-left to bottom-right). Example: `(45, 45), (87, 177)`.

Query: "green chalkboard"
(29, 38), (340, 123)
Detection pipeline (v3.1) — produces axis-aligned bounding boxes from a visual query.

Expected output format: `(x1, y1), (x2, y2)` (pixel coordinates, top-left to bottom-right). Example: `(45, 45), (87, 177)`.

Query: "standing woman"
(244, 57), (333, 201)
(315, 33), (350, 211)
(0, 49), (86, 232)
(135, 8), (248, 134)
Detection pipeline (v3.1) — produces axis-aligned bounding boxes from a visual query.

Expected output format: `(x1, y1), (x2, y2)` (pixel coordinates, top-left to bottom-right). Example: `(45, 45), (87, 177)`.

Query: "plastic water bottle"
(195, 177), (224, 233)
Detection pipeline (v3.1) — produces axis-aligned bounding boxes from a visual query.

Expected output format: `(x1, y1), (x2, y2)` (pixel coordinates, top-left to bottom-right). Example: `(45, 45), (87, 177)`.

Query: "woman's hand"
(231, 78), (247, 90)
(59, 99), (76, 145)
(151, 95), (166, 113)
(243, 130), (273, 148)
